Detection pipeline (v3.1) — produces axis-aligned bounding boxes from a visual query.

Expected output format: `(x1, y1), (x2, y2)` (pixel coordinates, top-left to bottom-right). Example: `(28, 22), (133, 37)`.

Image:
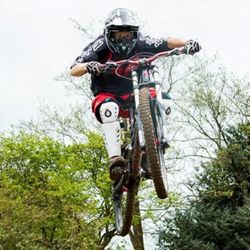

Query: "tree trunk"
(98, 229), (116, 250)
(129, 198), (144, 250)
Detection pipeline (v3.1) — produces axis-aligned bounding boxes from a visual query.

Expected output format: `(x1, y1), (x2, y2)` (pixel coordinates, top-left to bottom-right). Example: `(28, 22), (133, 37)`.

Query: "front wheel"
(139, 87), (168, 199)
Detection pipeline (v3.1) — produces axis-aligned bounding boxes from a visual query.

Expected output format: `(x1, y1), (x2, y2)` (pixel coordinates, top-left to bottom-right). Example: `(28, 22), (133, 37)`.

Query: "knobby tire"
(139, 87), (168, 199)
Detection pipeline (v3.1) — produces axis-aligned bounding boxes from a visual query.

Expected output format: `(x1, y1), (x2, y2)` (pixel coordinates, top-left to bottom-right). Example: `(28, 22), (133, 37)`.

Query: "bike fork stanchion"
(132, 70), (145, 148)
(153, 66), (169, 145)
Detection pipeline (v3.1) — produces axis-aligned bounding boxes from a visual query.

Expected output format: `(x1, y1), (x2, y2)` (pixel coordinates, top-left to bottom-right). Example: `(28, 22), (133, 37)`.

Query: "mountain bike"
(97, 47), (186, 236)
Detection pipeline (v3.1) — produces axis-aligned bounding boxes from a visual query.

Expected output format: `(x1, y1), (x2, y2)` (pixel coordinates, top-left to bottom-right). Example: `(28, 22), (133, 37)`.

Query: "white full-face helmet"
(104, 8), (140, 57)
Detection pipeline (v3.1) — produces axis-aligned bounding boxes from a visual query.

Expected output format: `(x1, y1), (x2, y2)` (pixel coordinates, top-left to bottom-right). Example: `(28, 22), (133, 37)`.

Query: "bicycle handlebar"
(98, 46), (187, 73)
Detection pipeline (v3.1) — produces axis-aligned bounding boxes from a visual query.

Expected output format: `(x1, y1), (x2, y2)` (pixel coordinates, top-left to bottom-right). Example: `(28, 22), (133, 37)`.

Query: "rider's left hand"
(185, 40), (201, 55)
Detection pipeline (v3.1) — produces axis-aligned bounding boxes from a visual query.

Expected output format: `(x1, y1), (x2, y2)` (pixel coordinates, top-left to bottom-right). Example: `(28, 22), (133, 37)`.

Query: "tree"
(173, 63), (249, 159)
(0, 131), (116, 249)
(158, 123), (250, 250)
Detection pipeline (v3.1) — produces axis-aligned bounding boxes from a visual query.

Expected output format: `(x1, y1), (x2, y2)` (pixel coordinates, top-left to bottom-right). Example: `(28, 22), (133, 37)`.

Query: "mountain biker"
(70, 8), (201, 181)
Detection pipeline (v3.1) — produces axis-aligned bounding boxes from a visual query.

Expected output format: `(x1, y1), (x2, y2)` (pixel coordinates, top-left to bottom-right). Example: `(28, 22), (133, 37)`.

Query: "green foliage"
(158, 123), (250, 250)
(197, 123), (250, 206)
(159, 201), (250, 250)
(0, 131), (113, 249)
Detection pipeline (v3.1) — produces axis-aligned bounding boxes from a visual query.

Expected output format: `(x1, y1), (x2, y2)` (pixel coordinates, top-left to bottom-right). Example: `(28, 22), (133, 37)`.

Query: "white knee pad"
(99, 102), (119, 123)
(99, 102), (121, 158)
(162, 98), (173, 116)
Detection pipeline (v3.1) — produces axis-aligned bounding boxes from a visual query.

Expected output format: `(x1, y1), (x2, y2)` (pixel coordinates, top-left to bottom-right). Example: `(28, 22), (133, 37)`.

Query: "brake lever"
(106, 61), (118, 67)
(103, 61), (119, 73)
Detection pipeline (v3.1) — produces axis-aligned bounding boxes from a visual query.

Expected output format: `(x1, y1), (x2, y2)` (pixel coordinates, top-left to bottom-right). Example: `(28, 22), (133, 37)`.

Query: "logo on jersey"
(140, 36), (164, 48)
(92, 39), (104, 51)
(81, 38), (104, 57)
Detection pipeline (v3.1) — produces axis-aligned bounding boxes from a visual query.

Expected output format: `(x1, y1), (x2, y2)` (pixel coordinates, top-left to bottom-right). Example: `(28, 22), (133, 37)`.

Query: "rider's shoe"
(141, 152), (152, 179)
(109, 156), (126, 181)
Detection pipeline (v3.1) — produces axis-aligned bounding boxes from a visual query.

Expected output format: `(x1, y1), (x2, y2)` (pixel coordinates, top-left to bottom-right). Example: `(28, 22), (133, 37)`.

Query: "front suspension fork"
(152, 66), (169, 145)
(132, 71), (145, 148)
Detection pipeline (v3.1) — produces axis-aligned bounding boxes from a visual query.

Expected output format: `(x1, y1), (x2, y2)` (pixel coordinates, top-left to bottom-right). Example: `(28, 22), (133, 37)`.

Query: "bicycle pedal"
(140, 169), (152, 180)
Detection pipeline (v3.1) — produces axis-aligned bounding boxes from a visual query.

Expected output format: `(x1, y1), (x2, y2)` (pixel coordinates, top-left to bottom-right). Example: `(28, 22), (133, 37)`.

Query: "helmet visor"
(110, 30), (135, 43)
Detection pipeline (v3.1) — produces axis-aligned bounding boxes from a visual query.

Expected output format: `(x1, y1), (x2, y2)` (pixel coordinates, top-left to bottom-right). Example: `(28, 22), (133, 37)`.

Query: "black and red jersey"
(71, 34), (170, 96)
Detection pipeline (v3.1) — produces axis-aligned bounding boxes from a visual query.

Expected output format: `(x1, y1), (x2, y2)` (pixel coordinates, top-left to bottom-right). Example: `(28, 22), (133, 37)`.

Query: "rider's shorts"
(92, 89), (157, 123)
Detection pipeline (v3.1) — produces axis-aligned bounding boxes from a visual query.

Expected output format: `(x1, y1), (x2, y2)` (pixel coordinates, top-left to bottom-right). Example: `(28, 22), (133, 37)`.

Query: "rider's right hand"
(86, 61), (103, 75)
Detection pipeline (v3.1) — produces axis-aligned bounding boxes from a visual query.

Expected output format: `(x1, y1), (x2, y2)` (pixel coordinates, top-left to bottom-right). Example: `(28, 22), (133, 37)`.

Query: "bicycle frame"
(111, 47), (186, 235)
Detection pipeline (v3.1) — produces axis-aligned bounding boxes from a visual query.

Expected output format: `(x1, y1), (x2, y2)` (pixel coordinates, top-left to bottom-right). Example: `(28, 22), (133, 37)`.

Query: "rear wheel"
(113, 177), (140, 236)
(113, 131), (141, 236)
(139, 87), (168, 199)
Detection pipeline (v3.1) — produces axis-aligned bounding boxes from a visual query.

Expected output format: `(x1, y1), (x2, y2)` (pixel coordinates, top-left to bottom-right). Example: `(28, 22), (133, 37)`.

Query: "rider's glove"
(184, 40), (201, 55)
(86, 61), (103, 75)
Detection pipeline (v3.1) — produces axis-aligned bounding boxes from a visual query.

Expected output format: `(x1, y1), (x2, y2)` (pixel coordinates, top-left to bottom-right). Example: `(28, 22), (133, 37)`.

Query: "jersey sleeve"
(137, 35), (170, 53)
(70, 35), (106, 69)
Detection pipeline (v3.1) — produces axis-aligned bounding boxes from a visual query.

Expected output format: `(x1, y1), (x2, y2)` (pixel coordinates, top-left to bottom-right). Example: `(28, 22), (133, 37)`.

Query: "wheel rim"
(158, 148), (168, 191)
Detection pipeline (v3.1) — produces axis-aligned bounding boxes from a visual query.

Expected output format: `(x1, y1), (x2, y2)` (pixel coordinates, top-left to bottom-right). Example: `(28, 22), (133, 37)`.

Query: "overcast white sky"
(1, 0), (250, 132)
